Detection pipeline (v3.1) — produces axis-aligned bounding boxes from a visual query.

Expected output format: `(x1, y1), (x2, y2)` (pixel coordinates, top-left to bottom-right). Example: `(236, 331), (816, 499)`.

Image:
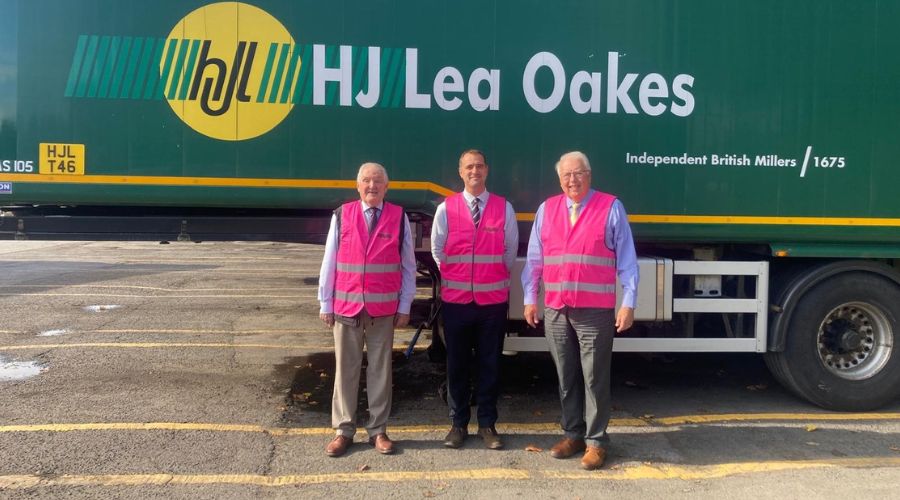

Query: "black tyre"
(770, 272), (900, 411)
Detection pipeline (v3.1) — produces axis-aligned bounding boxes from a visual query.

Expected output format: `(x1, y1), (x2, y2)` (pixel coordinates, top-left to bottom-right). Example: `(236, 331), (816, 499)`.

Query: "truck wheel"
(770, 272), (900, 411)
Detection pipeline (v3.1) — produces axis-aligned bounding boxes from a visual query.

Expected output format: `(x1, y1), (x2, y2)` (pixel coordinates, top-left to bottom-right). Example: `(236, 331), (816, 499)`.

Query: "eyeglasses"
(560, 170), (589, 180)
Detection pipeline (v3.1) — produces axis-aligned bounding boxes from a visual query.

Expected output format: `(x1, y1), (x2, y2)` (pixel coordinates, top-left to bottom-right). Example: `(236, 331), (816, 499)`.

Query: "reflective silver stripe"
(336, 262), (401, 273)
(442, 279), (510, 292)
(543, 254), (616, 267)
(444, 254), (505, 264)
(334, 291), (400, 303)
(544, 282), (617, 293)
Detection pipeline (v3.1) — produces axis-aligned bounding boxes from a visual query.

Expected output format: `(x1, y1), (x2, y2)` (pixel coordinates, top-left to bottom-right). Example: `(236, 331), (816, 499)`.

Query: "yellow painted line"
(6, 411), (900, 436)
(653, 412), (900, 425)
(0, 469), (527, 489)
(543, 457), (900, 481)
(0, 343), (421, 352)
(2, 458), (900, 488)
(7, 173), (900, 226)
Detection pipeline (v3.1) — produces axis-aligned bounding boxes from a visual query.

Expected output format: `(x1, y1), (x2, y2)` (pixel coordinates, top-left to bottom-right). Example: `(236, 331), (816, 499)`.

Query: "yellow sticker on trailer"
(39, 143), (85, 175)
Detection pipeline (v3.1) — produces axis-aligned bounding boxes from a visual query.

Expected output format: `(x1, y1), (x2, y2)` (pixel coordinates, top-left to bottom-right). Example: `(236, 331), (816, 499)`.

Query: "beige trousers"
(331, 309), (394, 438)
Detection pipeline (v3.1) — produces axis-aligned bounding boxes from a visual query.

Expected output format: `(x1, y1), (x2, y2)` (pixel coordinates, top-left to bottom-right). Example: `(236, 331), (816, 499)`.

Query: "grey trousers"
(331, 309), (394, 438)
(544, 306), (615, 448)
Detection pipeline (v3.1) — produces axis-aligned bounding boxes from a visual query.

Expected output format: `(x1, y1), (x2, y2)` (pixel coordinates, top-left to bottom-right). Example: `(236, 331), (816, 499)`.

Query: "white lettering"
(523, 51), (565, 113)
(568, 70), (602, 114)
(468, 68), (500, 112)
(404, 48), (431, 109)
(354, 47), (381, 109)
(313, 45), (353, 106)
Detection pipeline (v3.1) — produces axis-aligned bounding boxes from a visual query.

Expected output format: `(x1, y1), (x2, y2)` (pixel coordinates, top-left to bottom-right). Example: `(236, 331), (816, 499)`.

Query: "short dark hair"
(458, 149), (487, 166)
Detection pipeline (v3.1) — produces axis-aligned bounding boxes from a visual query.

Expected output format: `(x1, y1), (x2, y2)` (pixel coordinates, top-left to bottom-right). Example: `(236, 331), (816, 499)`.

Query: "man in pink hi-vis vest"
(317, 163), (416, 458)
(522, 151), (639, 470)
(431, 150), (519, 450)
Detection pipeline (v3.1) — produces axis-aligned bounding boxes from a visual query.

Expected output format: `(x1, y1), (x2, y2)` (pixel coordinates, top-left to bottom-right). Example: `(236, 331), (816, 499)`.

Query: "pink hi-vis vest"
(333, 201), (403, 317)
(441, 193), (510, 305)
(540, 192), (617, 309)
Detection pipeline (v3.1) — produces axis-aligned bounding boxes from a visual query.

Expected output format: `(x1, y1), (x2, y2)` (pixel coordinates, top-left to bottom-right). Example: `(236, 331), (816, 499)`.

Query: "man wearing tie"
(522, 151), (638, 470)
(318, 162), (416, 457)
(431, 150), (518, 449)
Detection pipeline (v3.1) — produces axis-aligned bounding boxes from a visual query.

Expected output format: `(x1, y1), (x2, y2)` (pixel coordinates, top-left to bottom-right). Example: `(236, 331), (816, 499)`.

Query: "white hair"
(357, 162), (389, 183)
(555, 151), (592, 175)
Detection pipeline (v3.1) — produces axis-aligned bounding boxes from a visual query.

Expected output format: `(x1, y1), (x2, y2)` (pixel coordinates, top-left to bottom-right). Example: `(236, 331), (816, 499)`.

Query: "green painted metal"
(1, 0), (899, 253)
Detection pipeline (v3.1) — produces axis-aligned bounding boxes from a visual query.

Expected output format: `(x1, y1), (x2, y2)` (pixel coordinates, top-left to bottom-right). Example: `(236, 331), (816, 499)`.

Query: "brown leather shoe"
(550, 437), (586, 459)
(443, 426), (468, 448)
(368, 433), (395, 454)
(325, 435), (352, 457)
(477, 427), (504, 450)
(580, 446), (607, 470)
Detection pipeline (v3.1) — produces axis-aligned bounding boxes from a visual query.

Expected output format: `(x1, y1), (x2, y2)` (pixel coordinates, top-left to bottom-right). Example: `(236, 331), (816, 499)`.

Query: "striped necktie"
(367, 207), (379, 234)
(471, 197), (481, 227)
(570, 202), (580, 226)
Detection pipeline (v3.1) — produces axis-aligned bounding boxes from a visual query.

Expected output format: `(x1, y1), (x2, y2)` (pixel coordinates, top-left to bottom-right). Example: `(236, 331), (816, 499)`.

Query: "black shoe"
(443, 426), (468, 448)
(478, 426), (503, 450)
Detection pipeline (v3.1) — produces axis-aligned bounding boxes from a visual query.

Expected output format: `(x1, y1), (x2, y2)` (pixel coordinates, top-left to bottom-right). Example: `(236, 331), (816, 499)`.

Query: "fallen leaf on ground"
(525, 444), (543, 452)
(890, 446), (900, 452)
(532, 410), (543, 416)
(806, 425), (818, 432)
(357, 464), (370, 472)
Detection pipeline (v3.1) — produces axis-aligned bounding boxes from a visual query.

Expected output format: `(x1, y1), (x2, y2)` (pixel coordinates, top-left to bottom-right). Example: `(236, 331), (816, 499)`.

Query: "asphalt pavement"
(1, 241), (899, 499)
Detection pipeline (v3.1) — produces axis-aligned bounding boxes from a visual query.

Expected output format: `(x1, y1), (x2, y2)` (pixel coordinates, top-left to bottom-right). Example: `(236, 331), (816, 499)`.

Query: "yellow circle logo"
(163, 2), (296, 141)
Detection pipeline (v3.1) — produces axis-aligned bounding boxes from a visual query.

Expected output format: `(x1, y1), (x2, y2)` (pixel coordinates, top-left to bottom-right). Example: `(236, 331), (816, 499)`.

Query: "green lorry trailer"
(2, 0), (900, 410)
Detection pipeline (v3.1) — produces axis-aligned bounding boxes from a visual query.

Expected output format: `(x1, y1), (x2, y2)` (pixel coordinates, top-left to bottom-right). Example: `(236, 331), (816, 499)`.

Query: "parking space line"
(3, 411), (900, 436)
(0, 342), (422, 351)
(2, 458), (900, 489)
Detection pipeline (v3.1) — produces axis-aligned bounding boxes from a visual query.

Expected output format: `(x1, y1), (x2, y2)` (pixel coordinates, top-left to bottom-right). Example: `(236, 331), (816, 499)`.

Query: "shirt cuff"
(320, 302), (333, 314)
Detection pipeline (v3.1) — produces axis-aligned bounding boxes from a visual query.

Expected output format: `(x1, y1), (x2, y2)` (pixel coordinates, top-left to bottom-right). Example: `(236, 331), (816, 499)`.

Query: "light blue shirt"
(431, 190), (519, 272)
(318, 201), (417, 315)
(522, 189), (639, 308)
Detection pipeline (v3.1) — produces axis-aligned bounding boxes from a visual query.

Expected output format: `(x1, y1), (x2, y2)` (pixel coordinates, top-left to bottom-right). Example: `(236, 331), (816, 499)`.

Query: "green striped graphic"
(157, 39), (178, 100)
(167, 39), (190, 99)
(109, 37), (132, 98)
(97, 37), (121, 98)
(267, 43), (290, 103)
(178, 40), (201, 100)
(143, 39), (166, 100)
(74, 35), (99, 97)
(64, 35), (89, 97)
(255, 42), (279, 103)
(118, 37), (143, 98)
(280, 45), (301, 104)
(63, 36), (409, 108)
(86, 36), (110, 98)
(293, 44), (313, 105)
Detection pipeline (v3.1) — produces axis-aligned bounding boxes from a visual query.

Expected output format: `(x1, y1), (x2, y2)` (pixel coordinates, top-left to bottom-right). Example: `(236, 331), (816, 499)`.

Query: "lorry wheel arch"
(766, 262), (900, 411)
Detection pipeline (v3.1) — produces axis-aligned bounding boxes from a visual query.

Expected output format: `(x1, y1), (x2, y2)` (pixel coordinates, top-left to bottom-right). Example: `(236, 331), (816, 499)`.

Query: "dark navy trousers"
(441, 300), (507, 428)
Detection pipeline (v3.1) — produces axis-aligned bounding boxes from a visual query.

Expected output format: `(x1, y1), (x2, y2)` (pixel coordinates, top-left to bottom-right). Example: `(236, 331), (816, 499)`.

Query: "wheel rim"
(817, 301), (893, 380)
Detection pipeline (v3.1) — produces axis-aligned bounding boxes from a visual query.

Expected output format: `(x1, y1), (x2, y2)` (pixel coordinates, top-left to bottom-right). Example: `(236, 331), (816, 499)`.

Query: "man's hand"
(320, 312), (335, 327)
(394, 313), (410, 328)
(524, 304), (541, 328)
(615, 306), (634, 333)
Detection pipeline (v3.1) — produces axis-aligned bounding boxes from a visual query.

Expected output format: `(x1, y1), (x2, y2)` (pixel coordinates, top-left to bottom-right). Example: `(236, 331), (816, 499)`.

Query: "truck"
(2, 0), (899, 411)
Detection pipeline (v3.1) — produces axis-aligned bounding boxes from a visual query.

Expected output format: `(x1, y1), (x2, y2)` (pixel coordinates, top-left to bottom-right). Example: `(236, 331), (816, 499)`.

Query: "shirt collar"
(462, 190), (490, 205)
(361, 201), (384, 212)
(566, 189), (595, 208)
